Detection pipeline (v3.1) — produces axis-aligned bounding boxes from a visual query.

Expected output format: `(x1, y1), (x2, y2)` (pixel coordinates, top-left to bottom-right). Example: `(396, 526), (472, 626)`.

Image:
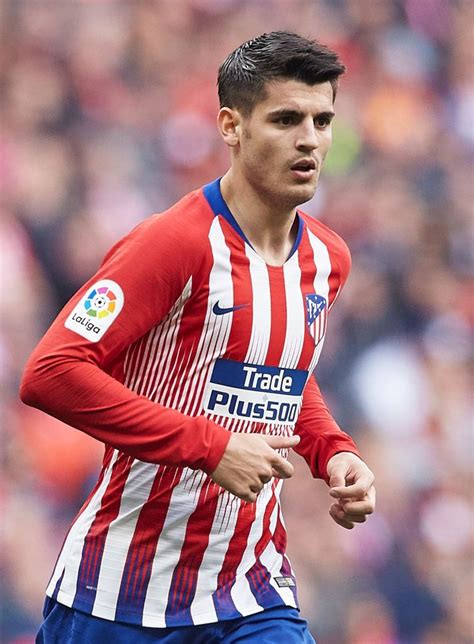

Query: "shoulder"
(299, 210), (351, 281)
(299, 210), (350, 257)
(133, 188), (214, 244)
(102, 187), (215, 265)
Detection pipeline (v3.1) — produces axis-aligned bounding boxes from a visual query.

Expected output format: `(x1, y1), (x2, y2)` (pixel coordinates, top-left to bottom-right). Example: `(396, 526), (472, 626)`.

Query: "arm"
(293, 374), (361, 483)
(294, 375), (376, 528)
(20, 214), (231, 474)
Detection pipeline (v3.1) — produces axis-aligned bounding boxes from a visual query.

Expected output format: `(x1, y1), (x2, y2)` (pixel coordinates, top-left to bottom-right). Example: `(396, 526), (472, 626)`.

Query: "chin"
(264, 180), (318, 210)
(286, 183), (318, 207)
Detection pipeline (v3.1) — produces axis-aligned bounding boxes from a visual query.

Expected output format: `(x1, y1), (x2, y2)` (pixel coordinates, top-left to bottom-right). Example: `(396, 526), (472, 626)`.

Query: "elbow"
(19, 353), (50, 408)
(19, 364), (40, 407)
(20, 346), (83, 411)
(20, 351), (83, 411)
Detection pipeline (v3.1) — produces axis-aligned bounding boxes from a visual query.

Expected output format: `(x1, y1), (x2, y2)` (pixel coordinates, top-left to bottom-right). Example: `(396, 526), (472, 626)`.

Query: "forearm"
(20, 354), (230, 474)
(294, 375), (360, 483)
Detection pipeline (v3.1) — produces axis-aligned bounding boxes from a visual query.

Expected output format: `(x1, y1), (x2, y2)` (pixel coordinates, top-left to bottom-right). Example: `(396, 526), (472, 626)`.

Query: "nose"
(296, 118), (319, 152)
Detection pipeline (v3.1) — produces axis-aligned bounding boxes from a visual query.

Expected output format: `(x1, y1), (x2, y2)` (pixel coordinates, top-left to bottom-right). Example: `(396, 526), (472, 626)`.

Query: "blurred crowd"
(0, 0), (472, 642)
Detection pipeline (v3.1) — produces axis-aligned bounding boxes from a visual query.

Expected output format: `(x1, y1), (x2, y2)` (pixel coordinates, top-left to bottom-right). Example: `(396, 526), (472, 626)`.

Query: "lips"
(290, 158), (316, 171)
(290, 158), (317, 182)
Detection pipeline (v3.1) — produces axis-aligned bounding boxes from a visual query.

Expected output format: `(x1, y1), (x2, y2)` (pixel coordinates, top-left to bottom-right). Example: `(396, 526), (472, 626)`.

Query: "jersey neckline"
(202, 178), (304, 264)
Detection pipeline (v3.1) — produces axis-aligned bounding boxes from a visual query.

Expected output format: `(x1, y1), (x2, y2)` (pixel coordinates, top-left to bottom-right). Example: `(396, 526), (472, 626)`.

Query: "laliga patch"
(65, 279), (124, 342)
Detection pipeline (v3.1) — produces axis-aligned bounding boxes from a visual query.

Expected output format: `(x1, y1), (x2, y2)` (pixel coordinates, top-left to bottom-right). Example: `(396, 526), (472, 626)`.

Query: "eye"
(276, 114), (294, 126)
(315, 116), (331, 129)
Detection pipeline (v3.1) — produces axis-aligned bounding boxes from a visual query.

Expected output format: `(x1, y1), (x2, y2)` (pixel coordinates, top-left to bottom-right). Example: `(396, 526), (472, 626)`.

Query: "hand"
(326, 452), (376, 529)
(211, 433), (301, 503)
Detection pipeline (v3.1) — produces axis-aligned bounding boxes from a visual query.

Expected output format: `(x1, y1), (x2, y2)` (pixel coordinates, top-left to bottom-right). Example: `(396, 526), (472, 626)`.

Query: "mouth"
(290, 158), (317, 180)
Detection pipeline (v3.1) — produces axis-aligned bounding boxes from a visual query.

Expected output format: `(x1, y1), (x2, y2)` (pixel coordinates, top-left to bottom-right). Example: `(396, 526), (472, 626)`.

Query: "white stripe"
(229, 483), (274, 615)
(280, 253), (305, 369)
(307, 229), (332, 373)
(189, 490), (241, 623)
(141, 469), (207, 627)
(50, 451), (119, 604)
(184, 218), (234, 417)
(245, 248), (271, 364)
(91, 460), (160, 620)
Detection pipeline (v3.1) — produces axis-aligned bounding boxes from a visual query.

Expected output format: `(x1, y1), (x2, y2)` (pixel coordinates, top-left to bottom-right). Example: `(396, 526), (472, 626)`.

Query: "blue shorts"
(36, 597), (315, 643)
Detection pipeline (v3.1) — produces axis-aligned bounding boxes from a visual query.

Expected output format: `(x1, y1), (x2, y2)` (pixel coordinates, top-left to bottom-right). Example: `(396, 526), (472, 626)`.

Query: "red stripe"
(265, 267), (287, 366)
(296, 228), (319, 370)
(220, 220), (254, 362)
(327, 256), (339, 308)
(273, 506), (288, 555)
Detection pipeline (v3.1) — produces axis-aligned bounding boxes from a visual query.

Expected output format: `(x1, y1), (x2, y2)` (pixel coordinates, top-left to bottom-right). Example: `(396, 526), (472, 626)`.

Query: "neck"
(220, 169), (298, 266)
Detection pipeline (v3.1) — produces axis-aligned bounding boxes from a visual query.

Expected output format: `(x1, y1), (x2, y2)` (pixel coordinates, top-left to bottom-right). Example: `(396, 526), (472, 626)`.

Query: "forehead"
(254, 79), (334, 115)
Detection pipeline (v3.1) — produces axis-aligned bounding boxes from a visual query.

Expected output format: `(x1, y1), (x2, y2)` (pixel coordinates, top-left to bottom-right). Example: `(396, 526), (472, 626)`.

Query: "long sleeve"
(294, 375), (360, 484)
(20, 204), (231, 474)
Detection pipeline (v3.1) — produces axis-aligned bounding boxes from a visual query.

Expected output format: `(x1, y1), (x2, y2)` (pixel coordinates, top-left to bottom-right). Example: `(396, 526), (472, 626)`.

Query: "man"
(21, 31), (375, 643)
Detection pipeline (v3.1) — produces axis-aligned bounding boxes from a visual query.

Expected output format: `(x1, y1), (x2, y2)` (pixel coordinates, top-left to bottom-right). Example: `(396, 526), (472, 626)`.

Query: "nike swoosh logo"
(212, 301), (249, 316)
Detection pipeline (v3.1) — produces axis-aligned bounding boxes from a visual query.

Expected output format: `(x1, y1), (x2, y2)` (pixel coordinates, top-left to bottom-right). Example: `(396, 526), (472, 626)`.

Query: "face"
(230, 79), (335, 210)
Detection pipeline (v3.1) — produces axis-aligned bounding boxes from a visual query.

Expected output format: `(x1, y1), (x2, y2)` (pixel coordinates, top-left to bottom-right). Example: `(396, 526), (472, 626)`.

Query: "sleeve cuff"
(319, 442), (361, 485)
(200, 421), (232, 474)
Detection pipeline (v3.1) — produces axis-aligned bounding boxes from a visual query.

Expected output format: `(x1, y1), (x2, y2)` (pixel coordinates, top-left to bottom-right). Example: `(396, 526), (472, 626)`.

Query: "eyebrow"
(268, 108), (336, 120)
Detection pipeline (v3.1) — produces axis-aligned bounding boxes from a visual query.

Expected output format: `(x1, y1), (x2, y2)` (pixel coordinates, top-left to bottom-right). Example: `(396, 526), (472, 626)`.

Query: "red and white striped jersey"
(21, 178), (359, 627)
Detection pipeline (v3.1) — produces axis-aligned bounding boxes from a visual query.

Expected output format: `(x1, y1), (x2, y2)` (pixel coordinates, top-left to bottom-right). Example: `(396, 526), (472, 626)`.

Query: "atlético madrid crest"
(305, 294), (327, 345)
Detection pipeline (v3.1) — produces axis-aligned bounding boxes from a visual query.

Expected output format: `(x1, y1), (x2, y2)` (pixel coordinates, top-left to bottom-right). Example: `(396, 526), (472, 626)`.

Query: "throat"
(230, 197), (299, 265)
(251, 232), (297, 266)
(220, 172), (300, 265)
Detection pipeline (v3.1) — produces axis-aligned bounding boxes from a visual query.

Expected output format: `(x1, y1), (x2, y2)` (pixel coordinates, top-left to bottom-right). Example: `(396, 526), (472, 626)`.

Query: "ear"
(217, 107), (242, 147)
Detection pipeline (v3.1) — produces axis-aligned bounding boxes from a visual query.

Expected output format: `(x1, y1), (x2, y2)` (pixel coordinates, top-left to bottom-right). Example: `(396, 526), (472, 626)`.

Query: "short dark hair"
(218, 31), (346, 116)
